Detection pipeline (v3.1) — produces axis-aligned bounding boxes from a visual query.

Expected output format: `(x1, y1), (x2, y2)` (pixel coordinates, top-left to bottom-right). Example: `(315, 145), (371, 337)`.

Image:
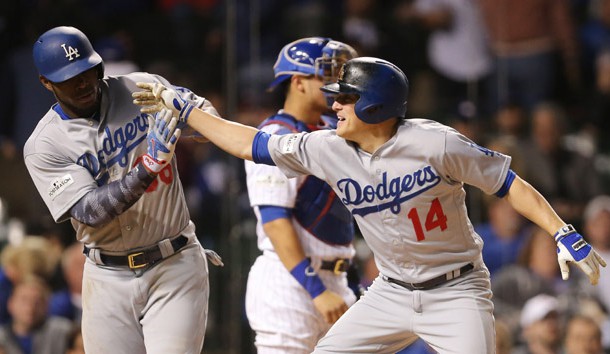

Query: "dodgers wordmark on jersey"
(267, 119), (511, 283)
(24, 72), (218, 252)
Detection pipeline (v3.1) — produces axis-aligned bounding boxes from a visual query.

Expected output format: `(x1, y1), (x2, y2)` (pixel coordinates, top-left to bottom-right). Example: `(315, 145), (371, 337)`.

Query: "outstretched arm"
(133, 83), (258, 161)
(505, 175), (606, 284)
(505, 175), (564, 235)
(187, 108), (258, 161)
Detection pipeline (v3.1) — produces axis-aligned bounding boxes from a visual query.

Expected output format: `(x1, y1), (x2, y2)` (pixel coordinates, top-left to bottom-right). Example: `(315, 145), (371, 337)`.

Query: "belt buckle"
(333, 259), (346, 275)
(410, 283), (426, 290)
(128, 252), (147, 269)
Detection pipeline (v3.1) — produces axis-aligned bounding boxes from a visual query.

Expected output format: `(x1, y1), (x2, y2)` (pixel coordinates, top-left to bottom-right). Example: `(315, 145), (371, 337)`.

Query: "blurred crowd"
(1, 0), (610, 353)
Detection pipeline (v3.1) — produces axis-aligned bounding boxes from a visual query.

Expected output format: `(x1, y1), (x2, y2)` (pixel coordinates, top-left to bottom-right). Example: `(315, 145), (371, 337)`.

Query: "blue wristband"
(290, 259), (326, 298)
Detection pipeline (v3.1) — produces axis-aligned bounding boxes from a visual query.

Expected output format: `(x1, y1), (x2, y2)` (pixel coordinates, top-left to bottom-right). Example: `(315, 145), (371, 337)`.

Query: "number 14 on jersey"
(407, 198), (447, 241)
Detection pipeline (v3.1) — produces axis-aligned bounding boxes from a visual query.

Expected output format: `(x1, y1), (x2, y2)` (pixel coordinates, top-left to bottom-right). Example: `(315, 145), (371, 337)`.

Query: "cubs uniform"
(24, 72), (219, 354)
(245, 112), (357, 353)
(255, 119), (511, 353)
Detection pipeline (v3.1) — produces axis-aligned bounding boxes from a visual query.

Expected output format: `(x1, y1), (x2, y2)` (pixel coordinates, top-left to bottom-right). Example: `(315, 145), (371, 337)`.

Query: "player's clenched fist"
(142, 109), (181, 175)
(133, 82), (194, 125)
(313, 290), (349, 324)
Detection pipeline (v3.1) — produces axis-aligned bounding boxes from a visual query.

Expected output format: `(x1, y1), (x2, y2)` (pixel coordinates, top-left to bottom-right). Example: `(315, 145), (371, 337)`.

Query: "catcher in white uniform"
(24, 26), (222, 354)
(245, 37), (358, 353)
(133, 57), (606, 353)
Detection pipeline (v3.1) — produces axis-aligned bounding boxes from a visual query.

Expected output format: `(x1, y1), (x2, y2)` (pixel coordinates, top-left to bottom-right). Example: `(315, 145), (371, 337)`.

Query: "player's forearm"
(69, 163), (155, 227)
(187, 108), (258, 161)
(505, 175), (565, 235)
(263, 218), (307, 270)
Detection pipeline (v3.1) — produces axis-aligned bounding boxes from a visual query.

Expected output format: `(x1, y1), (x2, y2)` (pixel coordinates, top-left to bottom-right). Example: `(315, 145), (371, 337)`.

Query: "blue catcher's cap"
(267, 37), (330, 91)
(33, 26), (104, 83)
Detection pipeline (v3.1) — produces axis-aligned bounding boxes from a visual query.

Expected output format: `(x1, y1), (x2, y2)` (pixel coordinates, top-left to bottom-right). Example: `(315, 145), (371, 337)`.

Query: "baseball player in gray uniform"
(24, 26), (222, 354)
(245, 37), (358, 353)
(133, 57), (606, 353)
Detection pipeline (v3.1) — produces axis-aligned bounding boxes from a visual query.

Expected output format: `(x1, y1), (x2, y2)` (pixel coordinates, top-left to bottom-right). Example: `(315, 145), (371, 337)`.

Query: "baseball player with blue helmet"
(244, 37), (358, 353)
(133, 56), (606, 353)
(24, 26), (222, 354)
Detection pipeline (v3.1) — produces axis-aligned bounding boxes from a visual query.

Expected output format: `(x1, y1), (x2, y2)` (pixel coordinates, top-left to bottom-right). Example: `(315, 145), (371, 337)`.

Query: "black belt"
(83, 235), (189, 270)
(385, 263), (474, 291)
(318, 258), (351, 274)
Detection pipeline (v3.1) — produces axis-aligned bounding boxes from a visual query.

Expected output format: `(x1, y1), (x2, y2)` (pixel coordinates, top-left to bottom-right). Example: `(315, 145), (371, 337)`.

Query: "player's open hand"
(555, 225), (607, 285)
(313, 290), (349, 324)
(141, 109), (181, 174)
(133, 82), (194, 125)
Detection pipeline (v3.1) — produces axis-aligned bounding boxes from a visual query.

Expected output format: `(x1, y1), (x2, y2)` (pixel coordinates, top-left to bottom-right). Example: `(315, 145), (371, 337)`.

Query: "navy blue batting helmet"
(267, 37), (330, 91)
(33, 26), (104, 83)
(321, 57), (409, 124)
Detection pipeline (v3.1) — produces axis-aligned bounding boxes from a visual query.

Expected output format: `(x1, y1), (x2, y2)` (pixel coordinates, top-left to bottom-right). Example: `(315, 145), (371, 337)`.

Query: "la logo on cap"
(61, 43), (80, 61)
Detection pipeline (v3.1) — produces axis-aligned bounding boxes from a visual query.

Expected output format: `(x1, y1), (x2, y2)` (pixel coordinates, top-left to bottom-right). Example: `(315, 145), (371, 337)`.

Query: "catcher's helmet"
(267, 37), (330, 91)
(316, 40), (358, 85)
(321, 57), (409, 124)
(317, 41), (358, 108)
(33, 26), (104, 83)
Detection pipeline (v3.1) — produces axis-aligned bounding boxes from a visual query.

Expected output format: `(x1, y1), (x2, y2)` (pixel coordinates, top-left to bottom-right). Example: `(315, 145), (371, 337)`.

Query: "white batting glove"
(141, 109), (181, 174)
(132, 82), (194, 125)
(555, 224), (607, 285)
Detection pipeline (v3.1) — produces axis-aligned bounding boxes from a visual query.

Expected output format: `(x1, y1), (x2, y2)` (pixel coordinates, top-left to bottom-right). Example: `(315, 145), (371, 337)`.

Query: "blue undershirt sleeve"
(259, 205), (292, 224)
(252, 131), (275, 165)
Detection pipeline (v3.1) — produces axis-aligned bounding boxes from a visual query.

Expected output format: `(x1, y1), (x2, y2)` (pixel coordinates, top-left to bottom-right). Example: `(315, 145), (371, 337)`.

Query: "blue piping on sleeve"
(495, 169), (516, 198)
(252, 131), (275, 165)
(259, 205), (291, 224)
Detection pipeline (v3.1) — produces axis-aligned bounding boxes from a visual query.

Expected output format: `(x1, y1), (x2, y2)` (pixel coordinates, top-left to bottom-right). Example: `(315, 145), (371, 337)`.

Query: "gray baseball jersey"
(24, 72), (219, 354)
(266, 119), (511, 283)
(24, 72), (218, 252)
(246, 122), (355, 261)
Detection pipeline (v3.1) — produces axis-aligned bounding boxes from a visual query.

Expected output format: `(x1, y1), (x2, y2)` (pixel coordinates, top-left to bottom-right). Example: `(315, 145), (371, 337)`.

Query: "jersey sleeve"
(266, 131), (327, 180)
(245, 160), (298, 208)
(441, 128), (512, 195)
(24, 151), (98, 223)
(245, 124), (302, 208)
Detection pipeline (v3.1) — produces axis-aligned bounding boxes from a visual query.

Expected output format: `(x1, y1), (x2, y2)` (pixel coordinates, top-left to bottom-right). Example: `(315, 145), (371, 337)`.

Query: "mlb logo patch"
(48, 174), (74, 200)
(282, 134), (299, 154)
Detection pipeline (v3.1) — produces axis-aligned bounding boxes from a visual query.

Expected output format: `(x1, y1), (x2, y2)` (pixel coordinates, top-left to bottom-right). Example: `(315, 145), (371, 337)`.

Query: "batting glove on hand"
(555, 224), (607, 285)
(141, 109), (181, 174)
(132, 82), (194, 126)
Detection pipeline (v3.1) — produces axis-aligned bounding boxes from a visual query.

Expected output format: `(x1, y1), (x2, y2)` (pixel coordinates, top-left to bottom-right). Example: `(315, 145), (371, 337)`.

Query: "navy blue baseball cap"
(33, 26), (103, 83)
